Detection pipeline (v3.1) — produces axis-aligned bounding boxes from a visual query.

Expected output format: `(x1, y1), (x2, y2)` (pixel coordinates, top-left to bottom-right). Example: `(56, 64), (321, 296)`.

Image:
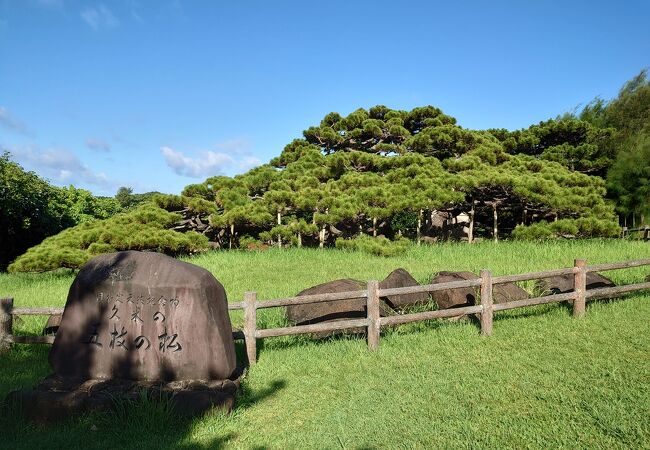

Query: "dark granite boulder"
(430, 271), (479, 309)
(537, 272), (616, 295)
(430, 271), (528, 310)
(493, 282), (529, 304)
(379, 268), (428, 310)
(49, 250), (236, 382)
(286, 279), (366, 325)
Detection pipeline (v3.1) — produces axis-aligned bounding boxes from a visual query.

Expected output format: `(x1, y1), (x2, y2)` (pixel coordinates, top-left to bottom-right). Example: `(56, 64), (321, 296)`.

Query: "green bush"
(335, 235), (411, 257)
(512, 218), (620, 241)
(8, 204), (209, 273)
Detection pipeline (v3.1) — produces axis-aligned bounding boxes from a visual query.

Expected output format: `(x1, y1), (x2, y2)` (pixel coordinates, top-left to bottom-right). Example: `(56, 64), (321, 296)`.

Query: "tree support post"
(573, 259), (587, 318)
(244, 292), (257, 365)
(480, 271), (493, 336)
(367, 280), (380, 351)
(493, 203), (498, 243)
(0, 297), (13, 353)
(468, 202), (475, 244)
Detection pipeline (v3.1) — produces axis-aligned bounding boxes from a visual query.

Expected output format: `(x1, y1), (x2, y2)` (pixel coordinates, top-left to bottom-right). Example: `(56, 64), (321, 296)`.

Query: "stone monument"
(6, 251), (241, 422)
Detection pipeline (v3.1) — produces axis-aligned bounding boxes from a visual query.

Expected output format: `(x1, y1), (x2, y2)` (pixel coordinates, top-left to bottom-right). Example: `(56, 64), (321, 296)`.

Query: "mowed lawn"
(0, 240), (649, 449)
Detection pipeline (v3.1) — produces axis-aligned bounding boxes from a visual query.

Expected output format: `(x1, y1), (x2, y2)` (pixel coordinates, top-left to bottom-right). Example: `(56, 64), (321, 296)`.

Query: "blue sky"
(1, 0), (649, 196)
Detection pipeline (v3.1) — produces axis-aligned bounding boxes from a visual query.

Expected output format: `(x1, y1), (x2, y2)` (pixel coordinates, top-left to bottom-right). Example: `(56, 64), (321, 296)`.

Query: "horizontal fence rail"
(2, 258), (650, 364)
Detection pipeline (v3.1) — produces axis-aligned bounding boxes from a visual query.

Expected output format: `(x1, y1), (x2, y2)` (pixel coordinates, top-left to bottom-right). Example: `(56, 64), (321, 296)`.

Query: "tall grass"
(0, 240), (649, 449)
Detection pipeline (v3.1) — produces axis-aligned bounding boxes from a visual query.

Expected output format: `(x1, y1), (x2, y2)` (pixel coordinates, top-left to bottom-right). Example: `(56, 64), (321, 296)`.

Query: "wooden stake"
(277, 211), (282, 249)
(468, 202), (475, 244)
(244, 292), (257, 364)
(493, 203), (498, 243)
(480, 270), (493, 336)
(573, 259), (586, 318)
(367, 280), (380, 351)
(0, 297), (13, 353)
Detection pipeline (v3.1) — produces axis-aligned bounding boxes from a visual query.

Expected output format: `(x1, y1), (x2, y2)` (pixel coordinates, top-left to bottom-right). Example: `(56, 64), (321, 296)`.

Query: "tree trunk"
(319, 226), (325, 248)
(417, 209), (423, 246)
(554, 213), (558, 222)
(522, 208), (527, 226)
(493, 204), (498, 243)
(229, 223), (235, 249)
(297, 231), (302, 248)
(468, 202), (475, 244)
(372, 217), (378, 237)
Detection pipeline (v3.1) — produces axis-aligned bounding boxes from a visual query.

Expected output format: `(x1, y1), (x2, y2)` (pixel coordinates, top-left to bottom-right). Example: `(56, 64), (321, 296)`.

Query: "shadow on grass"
(0, 338), (286, 450)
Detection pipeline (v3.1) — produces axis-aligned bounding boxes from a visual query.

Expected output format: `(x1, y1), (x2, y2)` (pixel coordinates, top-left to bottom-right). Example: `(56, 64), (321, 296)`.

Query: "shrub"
(8, 204), (209, 272)
(335, 235), (411, 257)
(512, 218), (620, 240)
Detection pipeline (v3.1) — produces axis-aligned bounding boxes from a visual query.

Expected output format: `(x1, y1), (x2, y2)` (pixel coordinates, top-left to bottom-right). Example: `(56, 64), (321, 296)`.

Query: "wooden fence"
(2, 258), (650, 364)
(621, 226), (650, 240)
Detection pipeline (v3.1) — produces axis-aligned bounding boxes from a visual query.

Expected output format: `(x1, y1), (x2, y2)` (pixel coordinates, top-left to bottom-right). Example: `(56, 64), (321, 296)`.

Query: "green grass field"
(1, 240), (649, 449)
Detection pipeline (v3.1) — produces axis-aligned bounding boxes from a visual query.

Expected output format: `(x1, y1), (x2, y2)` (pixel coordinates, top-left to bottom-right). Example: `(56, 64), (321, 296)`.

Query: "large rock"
(379, 268), (428, 310)
(430, 271), (528, 310)
(286, 279), (366, 325)
(493, 282), (529, 304)
(430, 271), (478, 309)
(49, 251), (236, 382)
(285, 277), (404, 337)
(537, 272), (616, 295)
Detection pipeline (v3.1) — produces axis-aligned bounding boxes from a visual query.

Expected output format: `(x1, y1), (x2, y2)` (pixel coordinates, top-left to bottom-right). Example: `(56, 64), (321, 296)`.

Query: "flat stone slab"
(50, 251), (236, 382)
(5, 372), (241, 423)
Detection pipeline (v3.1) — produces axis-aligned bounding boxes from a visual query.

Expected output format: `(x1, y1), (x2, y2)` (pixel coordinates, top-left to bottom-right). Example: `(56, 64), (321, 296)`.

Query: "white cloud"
(6, 144), (119, 192)
(81, 4), (119, 30)
(86, 138), (111, 152)
(0, 106), (31, 135)
(161, 146), (234, 178)
(240, 155), (262, 171)
(215, 138), (261, 170)
(161, 139), (263, 178)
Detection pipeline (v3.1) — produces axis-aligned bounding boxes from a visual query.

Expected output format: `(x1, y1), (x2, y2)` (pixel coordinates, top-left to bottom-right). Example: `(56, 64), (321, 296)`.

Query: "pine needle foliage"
(8, 204), (209, 272)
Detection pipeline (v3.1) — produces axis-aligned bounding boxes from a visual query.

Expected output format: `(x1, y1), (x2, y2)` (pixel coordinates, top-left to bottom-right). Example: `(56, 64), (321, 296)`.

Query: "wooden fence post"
(0, 297), (13, 353)
(243, 292), (257, 365)
(480, 270), (493, 336)
(573, 259), (587, 318)
(367, 280), (380, 351)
